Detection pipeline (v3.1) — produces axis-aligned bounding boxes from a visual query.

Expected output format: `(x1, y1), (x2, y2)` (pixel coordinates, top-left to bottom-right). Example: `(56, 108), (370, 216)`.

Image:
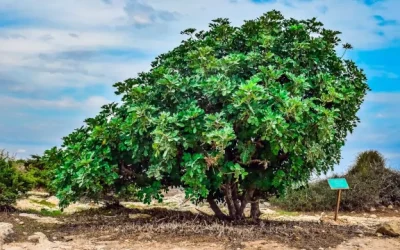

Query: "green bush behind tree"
(0, 150), (32, 210)
(271, 150), (400, 211)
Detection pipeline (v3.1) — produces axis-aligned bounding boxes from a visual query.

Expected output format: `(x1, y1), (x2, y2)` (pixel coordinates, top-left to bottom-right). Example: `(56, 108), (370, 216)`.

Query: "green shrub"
(271, 150), (400, 211)
(22, 147), (61, 194)
(0, 150), (32, 209)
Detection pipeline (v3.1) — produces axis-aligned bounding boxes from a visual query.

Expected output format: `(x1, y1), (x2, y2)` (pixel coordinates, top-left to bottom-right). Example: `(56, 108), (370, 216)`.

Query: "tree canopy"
(48, 10), (369, 219)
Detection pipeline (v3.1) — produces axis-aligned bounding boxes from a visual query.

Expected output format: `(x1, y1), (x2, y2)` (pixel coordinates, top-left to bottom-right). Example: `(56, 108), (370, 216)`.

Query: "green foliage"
(271, 150), (400, 211)
(18, 147), (61, 194)
(50, 11), (369, 218)
(0, 150), (32, 208)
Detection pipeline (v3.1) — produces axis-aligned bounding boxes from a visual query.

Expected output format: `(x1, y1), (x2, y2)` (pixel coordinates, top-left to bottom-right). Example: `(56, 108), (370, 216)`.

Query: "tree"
(51, 10), (369, 219)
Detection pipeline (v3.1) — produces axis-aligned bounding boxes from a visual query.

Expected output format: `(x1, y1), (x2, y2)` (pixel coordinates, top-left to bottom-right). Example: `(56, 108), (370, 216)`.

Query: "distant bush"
(271, 150), (400, 211)
(0, 150), (32, 209)
(22, 147), (62, 194)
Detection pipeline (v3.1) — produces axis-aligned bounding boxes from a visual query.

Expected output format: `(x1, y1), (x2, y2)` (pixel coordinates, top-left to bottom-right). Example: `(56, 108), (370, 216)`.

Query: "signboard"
(327, 178), (349, 190)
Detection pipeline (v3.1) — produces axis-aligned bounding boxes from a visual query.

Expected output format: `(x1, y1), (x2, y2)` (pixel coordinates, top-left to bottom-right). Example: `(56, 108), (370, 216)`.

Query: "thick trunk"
(250, 200), (261, 220)
(207, 197), (227, 220)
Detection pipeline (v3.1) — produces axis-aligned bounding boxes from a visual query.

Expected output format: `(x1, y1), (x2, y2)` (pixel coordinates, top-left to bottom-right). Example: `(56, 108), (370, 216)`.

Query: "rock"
(23, 232), (28, 236)
(376, 232), (383, 237)
(28, 232), (49, 244)
(395, 210), (399, 213)
(370, 207), (376, 212)
(137, 233), (152, 241)
(363, 213), (367, 217)
(388, 205), (394, 209)
(128, 213), (152, 220)
(52, 236), (57, 240)
(350, 211), (355, 214)
(370, 214), (377, 218)
(378, 205), (386, 210)
(293, 225), (304, 231)
(354, 229), (364, 235)
(18, 221), (24, 225)
(0, 223), (13, 247)
(376, 222), (400, 237)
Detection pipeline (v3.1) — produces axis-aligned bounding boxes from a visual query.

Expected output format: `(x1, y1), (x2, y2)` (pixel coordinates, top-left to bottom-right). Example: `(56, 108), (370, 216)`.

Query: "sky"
(0, 0), (399, 173)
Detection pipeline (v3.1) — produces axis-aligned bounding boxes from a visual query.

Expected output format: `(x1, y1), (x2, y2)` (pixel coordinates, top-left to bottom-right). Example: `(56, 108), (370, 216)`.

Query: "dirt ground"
(1, 189), (399, 250)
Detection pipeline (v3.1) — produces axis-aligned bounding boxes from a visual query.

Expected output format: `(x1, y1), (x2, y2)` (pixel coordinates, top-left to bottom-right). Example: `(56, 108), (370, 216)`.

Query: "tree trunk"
(207, 197), (227, 220)
(250, 200), (261, 220)
(238, 188), (255, 216)
(232, 183), (241, 213)
(223, 184), (238, 219)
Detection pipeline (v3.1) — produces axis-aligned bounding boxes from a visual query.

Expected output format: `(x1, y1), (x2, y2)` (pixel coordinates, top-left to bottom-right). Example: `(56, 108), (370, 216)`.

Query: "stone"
(395, 210), (399, 213)
(128, 213), (152, 220)
(354, 229), (364, 235)
(18, 221), (24, 225)
(376, 233), (383, 237)
(28, 232), (49, 244)
(293, 225), (304, 231)
(0, 223), (13, 247)
(137, 233), (152, 241)
(376, 222), (400, 237)
(388, 205), (394, 209)
(370, 207), (376, 212)
(370, 214), (377, 218)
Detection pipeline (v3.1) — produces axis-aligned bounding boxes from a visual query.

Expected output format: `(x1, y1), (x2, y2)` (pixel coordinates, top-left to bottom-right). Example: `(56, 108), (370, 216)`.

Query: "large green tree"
(50, 11), (369, 219)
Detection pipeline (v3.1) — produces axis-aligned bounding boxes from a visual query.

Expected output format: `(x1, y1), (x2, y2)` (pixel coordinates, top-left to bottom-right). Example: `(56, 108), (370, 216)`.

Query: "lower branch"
(207, 197), (228, 220)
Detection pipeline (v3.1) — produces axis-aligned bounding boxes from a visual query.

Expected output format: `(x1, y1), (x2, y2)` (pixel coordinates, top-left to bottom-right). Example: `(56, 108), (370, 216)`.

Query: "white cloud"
(365, 92), (400, 103)
(16, 149), (26, 153)
(0, 95), (111, 111)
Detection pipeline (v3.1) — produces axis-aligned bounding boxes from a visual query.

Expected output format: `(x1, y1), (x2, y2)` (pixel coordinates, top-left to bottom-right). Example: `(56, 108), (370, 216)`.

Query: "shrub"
(22, 147), (61, 194)
(0, 150), (32, 209)
(271, 150), (400, 211)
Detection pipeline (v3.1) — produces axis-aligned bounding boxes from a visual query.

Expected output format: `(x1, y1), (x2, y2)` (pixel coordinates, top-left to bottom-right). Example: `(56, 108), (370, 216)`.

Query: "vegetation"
(0, 150), (32, 210)
(43, 10), (368, 220)
(21, 147), (61, 194)
(271, 150), (400, 211)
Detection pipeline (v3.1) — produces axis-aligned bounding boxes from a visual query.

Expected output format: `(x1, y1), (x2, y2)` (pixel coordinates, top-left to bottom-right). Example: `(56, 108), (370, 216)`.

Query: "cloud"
(365, 92), (400, 103)
(124, 0), (180, 26)
(0, 95), (111, 110)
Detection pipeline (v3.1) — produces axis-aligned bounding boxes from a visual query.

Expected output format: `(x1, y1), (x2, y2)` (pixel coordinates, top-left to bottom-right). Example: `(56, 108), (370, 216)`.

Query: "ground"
(1, 189), (399, 250)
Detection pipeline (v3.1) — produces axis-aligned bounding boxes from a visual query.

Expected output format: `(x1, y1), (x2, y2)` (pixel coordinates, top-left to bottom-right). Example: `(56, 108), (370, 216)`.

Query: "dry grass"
(1, 206), (369, 250)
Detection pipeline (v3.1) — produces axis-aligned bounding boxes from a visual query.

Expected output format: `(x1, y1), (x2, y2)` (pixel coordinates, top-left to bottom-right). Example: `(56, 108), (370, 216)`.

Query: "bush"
(271, 150), (400, 211)
(0, 150), (32, 209)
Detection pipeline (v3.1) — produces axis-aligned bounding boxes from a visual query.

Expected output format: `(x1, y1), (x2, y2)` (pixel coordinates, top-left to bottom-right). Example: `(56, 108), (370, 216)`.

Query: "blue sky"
(0, 0), (399, 173)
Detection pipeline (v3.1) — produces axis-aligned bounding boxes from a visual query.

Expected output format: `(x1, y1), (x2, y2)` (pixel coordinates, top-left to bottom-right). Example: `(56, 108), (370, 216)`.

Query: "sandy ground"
(1, 189), (399, 250)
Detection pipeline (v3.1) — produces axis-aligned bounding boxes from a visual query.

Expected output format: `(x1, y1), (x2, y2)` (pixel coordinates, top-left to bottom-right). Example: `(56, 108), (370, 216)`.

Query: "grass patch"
(276, 210), (299, 216)
(22, 208), (63, 217)
(30, 199), (56, 208)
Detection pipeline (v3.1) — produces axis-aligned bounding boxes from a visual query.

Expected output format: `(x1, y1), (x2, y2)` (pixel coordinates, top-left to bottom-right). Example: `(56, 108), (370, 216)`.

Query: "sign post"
(327, 178), (349, 221)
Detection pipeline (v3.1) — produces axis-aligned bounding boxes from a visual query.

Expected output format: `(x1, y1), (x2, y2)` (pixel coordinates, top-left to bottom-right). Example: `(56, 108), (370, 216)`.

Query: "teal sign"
(327, 178), (349, 190)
